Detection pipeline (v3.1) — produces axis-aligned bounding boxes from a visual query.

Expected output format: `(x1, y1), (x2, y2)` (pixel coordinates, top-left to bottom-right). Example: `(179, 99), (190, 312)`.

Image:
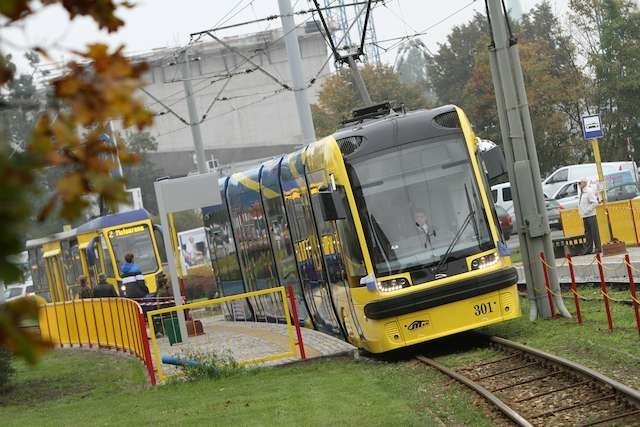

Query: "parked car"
(545, 198), (563, 230)
(606, 183), (640, 202)
(550, 180), (581, 210)
(495, 205), (513, 240)
(2, 279), (34, 302)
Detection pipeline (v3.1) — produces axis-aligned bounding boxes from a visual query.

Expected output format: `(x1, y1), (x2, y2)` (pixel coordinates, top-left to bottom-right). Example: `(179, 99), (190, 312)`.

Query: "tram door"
(307, 171), (365, 343)
(281, 154), (344, 338)
(43, 251), (68, 302)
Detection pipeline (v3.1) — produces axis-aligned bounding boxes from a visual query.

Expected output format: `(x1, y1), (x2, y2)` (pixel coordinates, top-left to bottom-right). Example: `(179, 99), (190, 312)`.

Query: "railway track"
(417, 336), (640, 426)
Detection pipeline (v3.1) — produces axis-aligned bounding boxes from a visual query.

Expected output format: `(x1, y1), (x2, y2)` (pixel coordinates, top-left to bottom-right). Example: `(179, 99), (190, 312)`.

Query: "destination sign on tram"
(112, 225), (145, 237)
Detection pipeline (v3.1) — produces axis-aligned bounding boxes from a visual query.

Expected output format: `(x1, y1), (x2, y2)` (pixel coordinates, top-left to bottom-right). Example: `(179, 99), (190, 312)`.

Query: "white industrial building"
(131, 24), (331, 176)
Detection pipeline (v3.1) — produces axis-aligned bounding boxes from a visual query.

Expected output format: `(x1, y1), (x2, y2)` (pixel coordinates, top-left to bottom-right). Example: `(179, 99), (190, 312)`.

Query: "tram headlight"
(376, 278), (409, 292)
(471, 253), (500, 270)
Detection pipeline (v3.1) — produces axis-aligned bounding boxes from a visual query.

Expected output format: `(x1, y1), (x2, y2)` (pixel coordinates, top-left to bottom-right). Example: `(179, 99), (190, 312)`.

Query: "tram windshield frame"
(346, 134), (494, 277)
(108, 223), (159, 275)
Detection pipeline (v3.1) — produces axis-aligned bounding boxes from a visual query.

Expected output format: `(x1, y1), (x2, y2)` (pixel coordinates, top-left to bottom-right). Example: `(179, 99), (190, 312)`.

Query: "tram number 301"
(473, 301), (496, 316)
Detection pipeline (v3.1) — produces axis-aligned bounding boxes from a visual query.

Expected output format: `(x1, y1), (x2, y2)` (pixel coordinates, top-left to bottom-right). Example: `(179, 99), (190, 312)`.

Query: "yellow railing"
(560, 199), (640, 244)
(146, 286), (305, 382)
(38, 297), (156, 384)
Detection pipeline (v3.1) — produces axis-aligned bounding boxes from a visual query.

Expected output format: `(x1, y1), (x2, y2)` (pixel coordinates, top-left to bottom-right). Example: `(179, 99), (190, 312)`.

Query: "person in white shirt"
(578, 179), (601, 254)
(414, 209), (436, 249)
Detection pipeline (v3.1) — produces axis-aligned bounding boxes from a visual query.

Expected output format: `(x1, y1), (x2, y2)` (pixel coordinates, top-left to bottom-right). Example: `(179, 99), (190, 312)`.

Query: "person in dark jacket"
(93, 273), (118, 298)
(77, 275), (93, 299)
(120, 253), (149, 298)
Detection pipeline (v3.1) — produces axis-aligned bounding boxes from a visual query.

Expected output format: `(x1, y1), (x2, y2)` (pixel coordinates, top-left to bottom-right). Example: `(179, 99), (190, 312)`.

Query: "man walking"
(578, 178), (601, 255)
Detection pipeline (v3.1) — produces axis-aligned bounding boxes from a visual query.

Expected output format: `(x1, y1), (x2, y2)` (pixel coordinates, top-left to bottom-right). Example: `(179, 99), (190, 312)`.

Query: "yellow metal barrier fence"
(560, 199), (640, 245)
(146, 286), (305, 382)
(38, 298), (156, 385)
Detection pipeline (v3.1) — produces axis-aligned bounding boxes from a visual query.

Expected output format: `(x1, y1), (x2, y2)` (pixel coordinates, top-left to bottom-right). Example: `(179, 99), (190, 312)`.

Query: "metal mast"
(278, 0), (317, 144)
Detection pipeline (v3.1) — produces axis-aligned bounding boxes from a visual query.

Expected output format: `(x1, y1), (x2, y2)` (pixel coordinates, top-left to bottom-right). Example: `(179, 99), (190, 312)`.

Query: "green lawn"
(1, 350), (494, 426)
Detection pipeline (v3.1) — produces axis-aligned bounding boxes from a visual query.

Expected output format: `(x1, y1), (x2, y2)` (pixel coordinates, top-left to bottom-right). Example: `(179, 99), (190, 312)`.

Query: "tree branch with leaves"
(0, 0), (153, 363)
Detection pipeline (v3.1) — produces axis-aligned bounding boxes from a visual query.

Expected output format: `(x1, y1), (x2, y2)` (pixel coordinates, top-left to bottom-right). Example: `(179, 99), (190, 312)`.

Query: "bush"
(178, 350), (243, 381)
(0, 347), (14, 391)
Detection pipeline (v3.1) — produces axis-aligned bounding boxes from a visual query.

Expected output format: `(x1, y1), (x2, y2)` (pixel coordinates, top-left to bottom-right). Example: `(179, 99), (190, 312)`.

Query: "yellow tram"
(27, 209), (165, 302)
(204, 104), (521, 353)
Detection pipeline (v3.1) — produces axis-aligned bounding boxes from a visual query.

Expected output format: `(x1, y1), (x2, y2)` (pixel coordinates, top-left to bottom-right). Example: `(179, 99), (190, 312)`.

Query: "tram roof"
(332, 105), (461, 161)
(76, 209), (152, 233)
(26, 228), (77, 249)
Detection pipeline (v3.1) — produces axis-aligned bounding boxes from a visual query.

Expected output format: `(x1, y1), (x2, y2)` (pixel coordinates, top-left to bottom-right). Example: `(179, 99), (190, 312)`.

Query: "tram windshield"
(347, 135), (493, 277)
(108, 224), (159, 275)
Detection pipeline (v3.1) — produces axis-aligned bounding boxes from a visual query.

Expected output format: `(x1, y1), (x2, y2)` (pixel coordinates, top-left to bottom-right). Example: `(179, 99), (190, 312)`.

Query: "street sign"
(582, 114), (604, 140)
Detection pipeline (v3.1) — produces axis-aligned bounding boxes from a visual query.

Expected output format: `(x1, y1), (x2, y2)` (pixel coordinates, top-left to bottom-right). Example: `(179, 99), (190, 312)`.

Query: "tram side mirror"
(316, 188), (347, 222)
(480, 146), (507, 183)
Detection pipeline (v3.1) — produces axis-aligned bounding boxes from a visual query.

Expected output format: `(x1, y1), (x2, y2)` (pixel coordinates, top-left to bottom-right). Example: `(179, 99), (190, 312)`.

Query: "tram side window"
(226, 174), (278, 292)
(203, 201), (244, 296)
(28, 247), (50, 301)
(260, 162), (300, 288)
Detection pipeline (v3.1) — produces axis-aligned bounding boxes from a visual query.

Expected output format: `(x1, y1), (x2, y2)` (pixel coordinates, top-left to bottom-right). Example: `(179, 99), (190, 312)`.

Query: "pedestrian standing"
(578, 178), (601, 255)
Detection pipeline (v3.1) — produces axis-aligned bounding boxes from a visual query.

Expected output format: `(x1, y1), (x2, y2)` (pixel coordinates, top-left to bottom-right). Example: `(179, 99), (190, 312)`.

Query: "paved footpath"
(514, 245), (640, 284)
(153, 315), (356, 375)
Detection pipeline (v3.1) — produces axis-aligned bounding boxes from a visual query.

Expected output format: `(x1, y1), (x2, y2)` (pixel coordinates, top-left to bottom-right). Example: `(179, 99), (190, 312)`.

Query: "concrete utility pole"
(486, 0), (570, 319)
(180, 48), (208, 174)
(278, 0), (317, 144)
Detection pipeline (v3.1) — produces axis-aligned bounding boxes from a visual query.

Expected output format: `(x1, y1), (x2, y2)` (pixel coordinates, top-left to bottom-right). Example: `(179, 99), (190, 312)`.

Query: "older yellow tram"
(205, 104), (520, 353)
(27, 209), (165, 302)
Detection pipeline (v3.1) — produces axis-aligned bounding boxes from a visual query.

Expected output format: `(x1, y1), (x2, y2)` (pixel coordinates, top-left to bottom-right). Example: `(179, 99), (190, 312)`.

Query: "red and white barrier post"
(539, 251), (556, 318)
(566, 255), (583, 325)
(596, 253), (614, 331)
(624, 254), (640, 335)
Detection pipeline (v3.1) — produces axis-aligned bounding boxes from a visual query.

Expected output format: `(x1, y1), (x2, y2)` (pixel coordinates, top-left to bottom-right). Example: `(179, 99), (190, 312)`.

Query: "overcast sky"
(1, 0), (567, 73)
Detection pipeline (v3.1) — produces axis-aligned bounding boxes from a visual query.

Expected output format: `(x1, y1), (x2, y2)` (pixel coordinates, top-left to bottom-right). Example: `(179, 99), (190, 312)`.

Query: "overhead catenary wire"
(189, 1), (384, 37)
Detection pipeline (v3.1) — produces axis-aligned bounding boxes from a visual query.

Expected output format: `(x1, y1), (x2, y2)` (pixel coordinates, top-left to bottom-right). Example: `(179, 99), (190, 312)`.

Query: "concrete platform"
(514, 246), (640, 284)
(153, 315), (356, 376)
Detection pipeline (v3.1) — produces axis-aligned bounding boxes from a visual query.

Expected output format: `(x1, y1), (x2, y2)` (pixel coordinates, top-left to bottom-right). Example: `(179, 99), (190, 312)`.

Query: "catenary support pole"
(485, 0), (570, 319)
(181, 48), (208, 174)
(278, 0), (317, 144)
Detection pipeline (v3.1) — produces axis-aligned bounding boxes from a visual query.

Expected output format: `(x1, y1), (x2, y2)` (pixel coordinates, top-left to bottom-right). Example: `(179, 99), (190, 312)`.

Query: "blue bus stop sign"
(582, 114), (604, 140)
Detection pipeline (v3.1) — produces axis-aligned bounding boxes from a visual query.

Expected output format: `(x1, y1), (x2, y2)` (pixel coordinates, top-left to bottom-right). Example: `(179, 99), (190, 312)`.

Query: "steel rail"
(415, 355), (532, 427)
(417, 335), (640, 426)
(489, 336), (640, 405)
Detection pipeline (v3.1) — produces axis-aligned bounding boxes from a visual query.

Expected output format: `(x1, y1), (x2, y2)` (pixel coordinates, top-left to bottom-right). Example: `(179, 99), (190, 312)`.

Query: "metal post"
(181, 49), (208, 174)
(154, 183), (189, 342)
(486, 0), (570, 319)
(278, 0), (317, 144)
(346, 56), (372, 106)
(592, 138), (614, 240)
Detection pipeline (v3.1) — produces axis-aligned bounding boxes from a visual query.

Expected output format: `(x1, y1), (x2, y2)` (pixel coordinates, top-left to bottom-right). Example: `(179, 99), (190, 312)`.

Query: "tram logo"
(407, 320), (429, 330)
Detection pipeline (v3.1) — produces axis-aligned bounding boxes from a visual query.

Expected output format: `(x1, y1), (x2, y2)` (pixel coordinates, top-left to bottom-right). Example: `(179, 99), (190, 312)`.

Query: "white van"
(491, 182), (514, 214)
(542, 162), (637, 197)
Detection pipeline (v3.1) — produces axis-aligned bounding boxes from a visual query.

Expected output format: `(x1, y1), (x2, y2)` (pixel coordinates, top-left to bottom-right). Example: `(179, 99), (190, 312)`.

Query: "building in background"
(129, 25), (331, 176)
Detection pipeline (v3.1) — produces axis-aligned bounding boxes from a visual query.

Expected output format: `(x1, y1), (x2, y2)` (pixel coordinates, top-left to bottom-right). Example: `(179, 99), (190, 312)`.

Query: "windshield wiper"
(435, 209), (475, 273)
(366, 213), (393, 273)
